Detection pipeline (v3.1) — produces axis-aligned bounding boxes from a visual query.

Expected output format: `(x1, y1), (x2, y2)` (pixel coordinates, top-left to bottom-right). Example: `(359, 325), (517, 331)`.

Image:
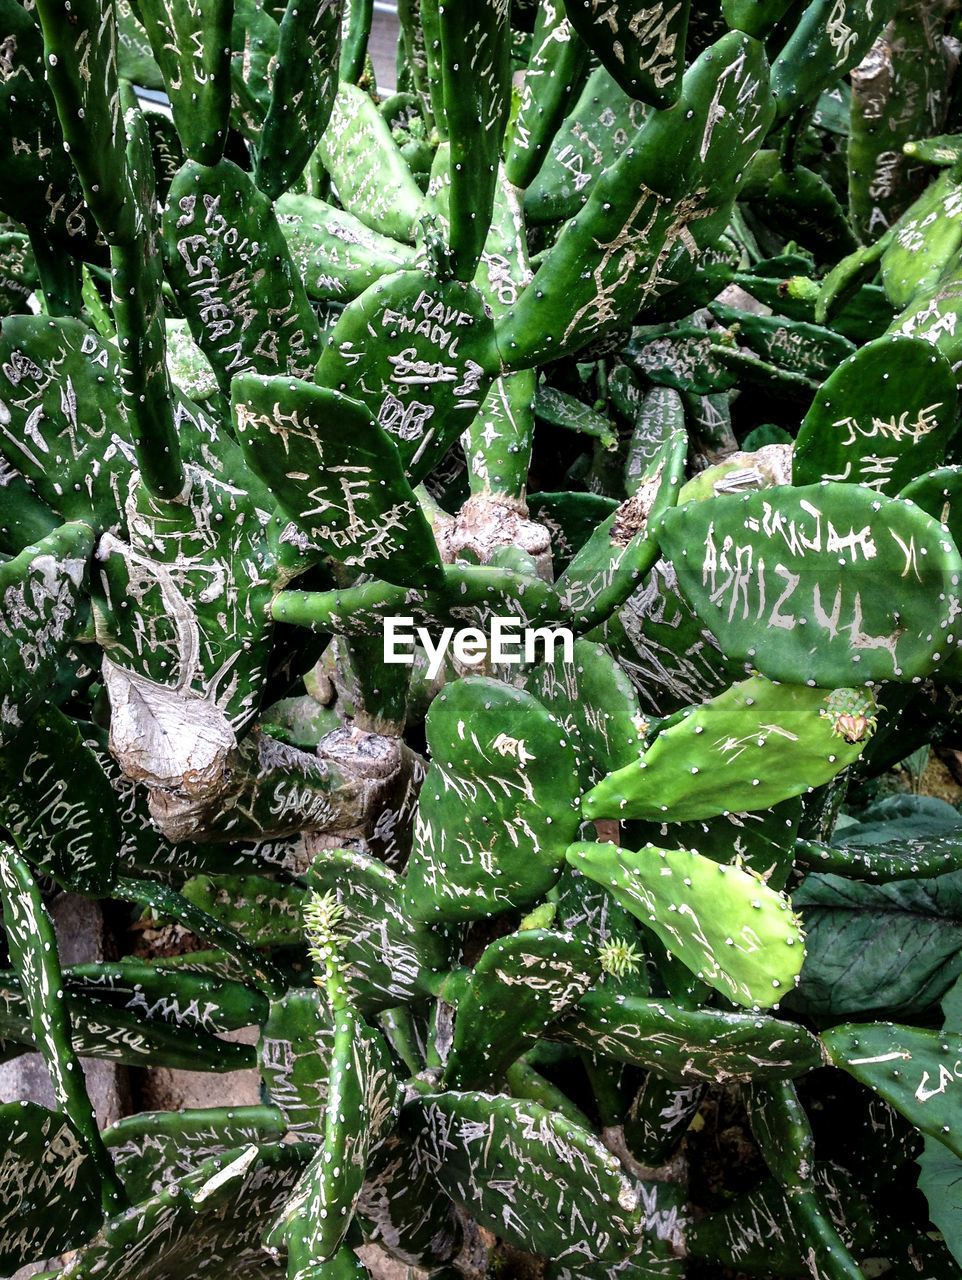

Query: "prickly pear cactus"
(3, 0), (962, 1276)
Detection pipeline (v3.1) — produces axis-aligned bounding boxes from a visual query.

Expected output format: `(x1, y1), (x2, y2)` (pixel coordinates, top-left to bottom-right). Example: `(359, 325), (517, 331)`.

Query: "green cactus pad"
(822, 1022), (962, 1160)
(180, 873), (308, 948)
(504, 4), (588, 191)
(357, 1130), (464, 1269)
(624, 1073), (704, 1166)
(624, 326), (739, 396)
(0, 704), (118, 894)
(583, 676), (871, 823)
(442, 928), (600, 1089)
(658, 483), (962, 685)
(259, 988), (336, 1141)
(60, 1142), (314, 1280)
(253, 0), (342, 199)
(524, 64), (648, 226)
(403, 677), (581, 922)
(67, 959), (268, 1034)
(0, 2), (101, 253)
(403, 1088), (642, 1265)
(879, 169), (962, 311)
(133, 0), (232, 166)
(793, 337), (957, 496)
(163, 159), (321, 392)
(523, 638), (645, 791)
(305, 848), (450, 1014)
(0, 843), (125, 1212)
(567, 840), (804, 1007)
(273, 1006), (400, 1266)
(556, 427), (686, 629)
(564, 0), (690, 107)
(528, 492), (620, 571)
(316, 270), (497, 486)
(0, 316), (133, 530)
(552, 989), (822, 1080)
(769, 0), (899, 121)
(0, 1101), (103, 1274)
(317, 83), (430, 245)
(117, 876), (286, 1000)
(233, 372), (443, 588)
(0, 522), (92, 746)
(436, 1), (510, 280)
(498, 31), (774, 367)
(103, 1105), (287, 1203)
(275, 193), (419, 304)
(34, 0), (138, 243)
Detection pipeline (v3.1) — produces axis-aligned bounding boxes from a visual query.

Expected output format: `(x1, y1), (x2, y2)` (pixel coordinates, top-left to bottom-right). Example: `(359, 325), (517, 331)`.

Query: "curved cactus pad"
(233, 372), (442, 587)
(658, 483), (962, 685)
(582, 676), (872, 823)
(553, 990), (822, 1081)
(403, 677), (581, 922)
(567, 841), (804, 1007)
(403, 1089), (642, 1265)
(793, 336), (957, 496)
(0, 1101), (102, 1274)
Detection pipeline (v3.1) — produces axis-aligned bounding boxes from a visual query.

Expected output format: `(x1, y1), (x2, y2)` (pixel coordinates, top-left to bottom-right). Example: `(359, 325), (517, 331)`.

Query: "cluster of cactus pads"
(6, 0), (962, 1275)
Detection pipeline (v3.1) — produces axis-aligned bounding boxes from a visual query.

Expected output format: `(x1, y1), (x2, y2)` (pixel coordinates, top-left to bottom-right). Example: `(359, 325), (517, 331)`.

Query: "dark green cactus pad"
(624, 1072), (704, 1167)
(34, 0), (138, 244)
(0, 1101), (103, 1274)
(464, 370), (537, 497)
(0, 843), (124, 1212)
(0, 316), (132, 530)
(498, 31), (774, 367)
(564, 0), (690, 108)
(889, 255), (962, 375)
(534, 384), (618, 450)
(403, 677), (581, 923)
(0, 1), (101, 254)
(793, 337), (957, 496)
(103, 1106), (286, 1203)
(436, 0), (511, 279)
(316, 270), (497, 486)
(524, 64), (648, 226)
(0, 232), (39, 318)
(553, 863), (650, 996)
(823, 1022), (962, 1159)
(317, 83), (430, 244)
(229, 0), (280, 144)
(357, 1129), (464, 1268)
(233, 372), (443, 588)
(523, 638), (645, 790)
(769, 0), (899, 121)
(0, 704), (118, 894)
(627, 796), (802, 892)
(60, 1142), (314, 1280)
(879, 169), (962, 311)
(659, 482), (962, 685)
(132, 0), (231, 165)
(556, 427), (686, 629)
(402, 1089), (642, 1265)
(552, 989), (822, 1081)
(617, 380), (686, 497)
(273, 1006), (401, 1266)
(547, 1181), (688, 1280)
(180, 873), (308, 948)
(504, 3), (589, 191)
(528, 492), (620, 571)
(0, 972), (258, 1072)
(624, 326), (738, 397)
(305, 847), (449, 1014)
(708, 305), (856, 382)
(259, 988), (336, 1140)
(275, 193), (418, 304)
(0, 522), (92, 746)
(117, 876), (286, 999)
(567, 840), (804, 1006)
(900, 466), (962, 554)
(583, 676), (870, 823)
(442, 928), (600, 1089)
(340, 0), (374, 82)
(747, 1079), (814, 1191)
(163, 159), (321, 393)
(253, 0), (342, 199)
(722, 0), (793, 36)
(68, 959), (269, 1035)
